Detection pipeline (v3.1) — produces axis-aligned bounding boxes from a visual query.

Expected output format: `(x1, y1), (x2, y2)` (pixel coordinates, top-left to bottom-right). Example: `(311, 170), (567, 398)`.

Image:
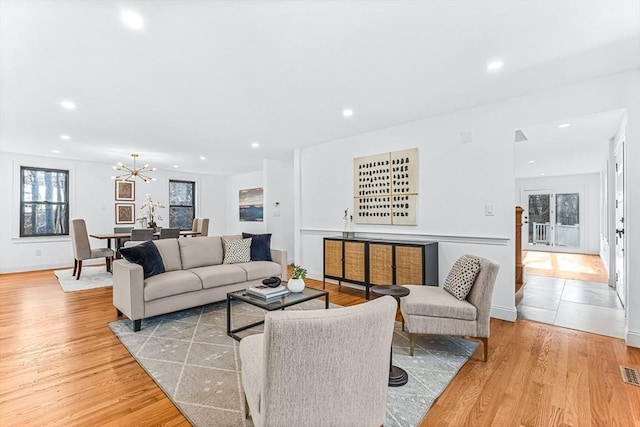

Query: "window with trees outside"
(20, 167), (69, 237)
(169, 180), (195, 230)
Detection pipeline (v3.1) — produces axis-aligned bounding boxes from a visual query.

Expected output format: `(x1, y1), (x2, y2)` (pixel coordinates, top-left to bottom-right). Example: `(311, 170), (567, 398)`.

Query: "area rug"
(54, 266), (112, 292)
(109, 299), (478, 427)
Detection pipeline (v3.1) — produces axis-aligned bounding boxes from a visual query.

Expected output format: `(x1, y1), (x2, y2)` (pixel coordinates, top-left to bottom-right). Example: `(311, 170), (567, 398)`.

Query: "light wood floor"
(1, 269), (639, 426)
(523, 251), (609, 283)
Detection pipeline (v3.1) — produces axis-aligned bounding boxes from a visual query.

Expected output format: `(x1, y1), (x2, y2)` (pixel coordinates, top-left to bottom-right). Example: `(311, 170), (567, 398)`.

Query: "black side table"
(371, 285), (410, 387)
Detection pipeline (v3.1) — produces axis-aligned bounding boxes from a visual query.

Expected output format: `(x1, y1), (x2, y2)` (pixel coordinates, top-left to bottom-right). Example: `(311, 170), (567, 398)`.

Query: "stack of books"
(246, 285), (289, 301)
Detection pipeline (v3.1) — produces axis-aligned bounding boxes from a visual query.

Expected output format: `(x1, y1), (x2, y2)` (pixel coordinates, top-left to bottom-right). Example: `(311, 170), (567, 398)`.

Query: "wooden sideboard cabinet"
(323, 236), (438, 299)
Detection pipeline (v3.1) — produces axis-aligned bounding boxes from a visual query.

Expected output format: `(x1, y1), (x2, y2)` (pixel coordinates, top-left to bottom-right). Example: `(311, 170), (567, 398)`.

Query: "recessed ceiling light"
(199, 156), (206, 160)
(51, 149), (61, 154)
(173, 165), (179, 168)
(251, 142), (260, 149)
(528, 160), (535, 164)
(540, 173), (546, 176)
(121, 10), (145, 31)
(60, 134), (71, 140)
(342, 108), (354, 118)
(486, 60), (504, 72)
(558, 123), (571, 128)
(60, 100), (76, 110)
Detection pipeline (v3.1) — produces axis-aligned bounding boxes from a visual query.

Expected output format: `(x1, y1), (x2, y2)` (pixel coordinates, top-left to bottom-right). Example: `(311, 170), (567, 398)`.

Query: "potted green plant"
(288, 264), (307, 293)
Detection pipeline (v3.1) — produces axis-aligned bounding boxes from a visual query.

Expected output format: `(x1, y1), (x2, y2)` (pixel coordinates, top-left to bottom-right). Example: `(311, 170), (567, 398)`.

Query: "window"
(169, 180), (195, 230)
(20, 167), (69, 237)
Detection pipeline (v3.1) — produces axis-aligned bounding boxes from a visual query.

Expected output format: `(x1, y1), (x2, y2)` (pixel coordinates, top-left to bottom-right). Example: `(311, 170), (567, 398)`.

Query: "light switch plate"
(485, 204), (494, 216)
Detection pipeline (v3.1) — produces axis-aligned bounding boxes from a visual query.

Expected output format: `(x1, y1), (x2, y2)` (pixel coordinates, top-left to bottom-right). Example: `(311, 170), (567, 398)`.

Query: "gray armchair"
(239, 295), (397, 427)
(70, 219), (114, 280)
(400, 255), (499, 361)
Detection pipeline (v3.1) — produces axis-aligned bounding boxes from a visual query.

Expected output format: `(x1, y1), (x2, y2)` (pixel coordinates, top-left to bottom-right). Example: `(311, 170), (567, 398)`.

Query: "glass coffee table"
(226, 286), (329, 341)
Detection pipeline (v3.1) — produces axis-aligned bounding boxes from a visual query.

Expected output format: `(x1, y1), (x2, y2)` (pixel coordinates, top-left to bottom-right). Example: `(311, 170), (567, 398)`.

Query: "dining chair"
(192, 218), (209, 237)
(70, 219), (114, 280)
(130, 228), (154, 241)
(159, 227), (180, 239)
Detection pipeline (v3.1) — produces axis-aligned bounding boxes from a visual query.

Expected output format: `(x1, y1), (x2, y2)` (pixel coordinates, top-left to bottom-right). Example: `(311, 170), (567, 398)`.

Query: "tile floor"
(517, 274), (625, 339)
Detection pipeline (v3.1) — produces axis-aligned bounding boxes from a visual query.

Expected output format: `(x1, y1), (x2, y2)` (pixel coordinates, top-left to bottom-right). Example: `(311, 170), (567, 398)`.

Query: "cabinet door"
(369, 243), (393, 285)
(344, 241), (366, 282)
(324, 240), (343, 278)
(395, 245), (424, 285)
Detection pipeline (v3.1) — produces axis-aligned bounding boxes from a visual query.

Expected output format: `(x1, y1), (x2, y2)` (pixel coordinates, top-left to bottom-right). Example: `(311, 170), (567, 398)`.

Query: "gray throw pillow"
(223, 237), (252, 264)
(443, 255), (481, 300)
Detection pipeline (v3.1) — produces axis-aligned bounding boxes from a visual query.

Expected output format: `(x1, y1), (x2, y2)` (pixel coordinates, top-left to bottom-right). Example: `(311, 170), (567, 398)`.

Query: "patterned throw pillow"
(443, 255), (481, 300)
(223, 237), (252, 264)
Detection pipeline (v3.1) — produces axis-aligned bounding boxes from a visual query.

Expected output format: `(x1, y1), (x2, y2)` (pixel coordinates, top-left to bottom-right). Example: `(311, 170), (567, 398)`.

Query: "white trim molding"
(626, 328), (640, 348)
(491, 305), (518, 322)
(299, 228), (510, 246)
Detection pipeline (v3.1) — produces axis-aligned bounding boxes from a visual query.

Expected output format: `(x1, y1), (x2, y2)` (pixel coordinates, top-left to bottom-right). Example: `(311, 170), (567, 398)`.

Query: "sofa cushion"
(179, 236), (223, 269)
(153, 238), (182, 272)
(237, 261), (282, 281)
(143, 270), (203, 301)
(223, 238), (252, 264)
(443, 255), (481, 301)
(401, 285), (477, 321)
(242, 232), (272, 261)
(120, 240), (166, 279)
(189, 264), (248, 289)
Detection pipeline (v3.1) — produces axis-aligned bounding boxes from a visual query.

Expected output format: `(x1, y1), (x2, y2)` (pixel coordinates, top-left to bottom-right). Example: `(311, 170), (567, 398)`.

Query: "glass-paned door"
(523, 190), (581, 251)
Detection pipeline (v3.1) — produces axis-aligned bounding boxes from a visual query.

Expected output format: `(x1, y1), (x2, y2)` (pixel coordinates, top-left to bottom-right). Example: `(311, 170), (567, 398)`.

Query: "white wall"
(263, 159), (294, 261)
(225, 170), (266, 235)
(516, 173), (601, 254)
(297, 102), (516, 322)
(296, 69), (640, 344)
(0, 152), (227, 272)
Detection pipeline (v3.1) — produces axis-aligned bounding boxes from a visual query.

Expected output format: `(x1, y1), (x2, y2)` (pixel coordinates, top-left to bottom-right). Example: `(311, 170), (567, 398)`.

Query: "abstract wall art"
(353, 148), (418, 225)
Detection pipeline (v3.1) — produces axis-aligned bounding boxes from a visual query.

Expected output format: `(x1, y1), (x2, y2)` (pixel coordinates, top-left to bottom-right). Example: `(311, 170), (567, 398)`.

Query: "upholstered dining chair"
(130, 228), (154, 241)
(400, 255), (499, 361)
(239, 295), (397, 427)
(70, 219), (114, 280)
(159, 227), (180, 239)
(192, 218), (209, 237)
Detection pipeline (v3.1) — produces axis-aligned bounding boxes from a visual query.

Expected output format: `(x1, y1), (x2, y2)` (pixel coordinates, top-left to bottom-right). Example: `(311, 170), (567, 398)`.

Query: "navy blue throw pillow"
(242, 233), (272, 261)
(120, 240), (166, 279)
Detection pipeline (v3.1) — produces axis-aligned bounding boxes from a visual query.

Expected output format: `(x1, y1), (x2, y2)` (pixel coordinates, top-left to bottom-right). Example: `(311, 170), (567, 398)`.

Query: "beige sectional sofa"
(112, 235), (287, 331)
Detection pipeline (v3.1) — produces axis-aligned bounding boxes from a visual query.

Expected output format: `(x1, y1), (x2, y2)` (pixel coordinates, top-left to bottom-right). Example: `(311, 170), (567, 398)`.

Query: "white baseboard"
(490, 304), (517, 322)
(625, 328), (640, 348)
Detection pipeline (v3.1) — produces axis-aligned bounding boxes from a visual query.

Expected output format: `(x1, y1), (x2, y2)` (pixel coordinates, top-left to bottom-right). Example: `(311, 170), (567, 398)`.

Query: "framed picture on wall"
(239, 187), (264, 222)
(115, 180), (135, 201)
(115, 203), (135, 224)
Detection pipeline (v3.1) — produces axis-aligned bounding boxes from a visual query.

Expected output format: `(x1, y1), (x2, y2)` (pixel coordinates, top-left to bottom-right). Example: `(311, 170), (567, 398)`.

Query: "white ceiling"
(514, 109), (626, 179)
(1, 1), (639, 175)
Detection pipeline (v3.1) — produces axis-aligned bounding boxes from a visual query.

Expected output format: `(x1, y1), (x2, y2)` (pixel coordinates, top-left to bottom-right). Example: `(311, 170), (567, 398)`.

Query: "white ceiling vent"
(515, 129), (529, 142)
(459, 131), (473, 144)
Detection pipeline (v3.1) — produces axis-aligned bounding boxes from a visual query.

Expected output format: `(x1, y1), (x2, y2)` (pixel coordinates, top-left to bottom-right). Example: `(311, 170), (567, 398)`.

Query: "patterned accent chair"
(70, 219), (114, 280)
(239, 296), (397, 427)
(400, 256), (499, 361)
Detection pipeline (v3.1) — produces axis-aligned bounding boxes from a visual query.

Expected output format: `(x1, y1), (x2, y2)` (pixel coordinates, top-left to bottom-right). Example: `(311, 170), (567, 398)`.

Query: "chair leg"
(106, 256), (112, 273)
(72, 259), (78, 277)
(409, 333), (415, 356)
(76, 260), (83, 280)
(243, 391), (250, 419)
(479, 337), (488, 362)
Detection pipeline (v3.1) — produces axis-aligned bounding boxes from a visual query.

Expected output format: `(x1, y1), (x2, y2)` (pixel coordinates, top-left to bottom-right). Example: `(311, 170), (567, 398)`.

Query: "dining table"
(90, 230), (201, 258)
